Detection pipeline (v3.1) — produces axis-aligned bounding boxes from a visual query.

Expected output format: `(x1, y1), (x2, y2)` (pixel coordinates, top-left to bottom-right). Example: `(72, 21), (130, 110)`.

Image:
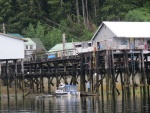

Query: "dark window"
(26, 45), (28, 49)
(75, 44), (81, 47)
(88, 43), (91, 47)
(30, 45), (33, 49)
(121, 40), (127, 45)
(147, 40), (150, 49)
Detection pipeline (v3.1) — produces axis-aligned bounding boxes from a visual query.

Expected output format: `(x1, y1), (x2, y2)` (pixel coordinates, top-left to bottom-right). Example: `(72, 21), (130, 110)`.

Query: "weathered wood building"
(91, 22), (150, 50)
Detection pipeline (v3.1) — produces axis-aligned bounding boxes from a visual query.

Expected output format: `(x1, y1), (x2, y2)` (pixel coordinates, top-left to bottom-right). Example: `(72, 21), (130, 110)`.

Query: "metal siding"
(92, 25), (116, 49)
(0, 35), (24, 59)
(92, 22), (150, 50)
(114, 38), (130, 49)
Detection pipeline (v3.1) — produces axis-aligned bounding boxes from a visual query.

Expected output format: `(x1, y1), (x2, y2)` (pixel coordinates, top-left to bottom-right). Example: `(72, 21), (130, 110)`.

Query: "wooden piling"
(14, 60), (18, 106)
(0, 61), (1, 109)
(39, 64), (42, 93)
(35, 64), (39, 92)
(21, 59), (25, 98)
(124, 50), (130, 95)
(80, 54), (85, 91)
(32, 64), (35, 92)
(89, 52), (93, 92)
(28, 64), (31, 89)
(141, 50), (147, 94)
(55, 62), (59, 87)
(105, 50), (110, 99)
(47, 63), (51, 94)
(144, 53), (149, 96)
(111, 50), (116, 104)
(72, 63), (77, 85)
(96, 51), (99, 93)
(31, 77), (34, 92)
(138, 50), (143, 95)
(63, 61), (67, 84)
(118, 55), (124, 95)
(131, 50), (135, 97)
(6, 60), (10, 108)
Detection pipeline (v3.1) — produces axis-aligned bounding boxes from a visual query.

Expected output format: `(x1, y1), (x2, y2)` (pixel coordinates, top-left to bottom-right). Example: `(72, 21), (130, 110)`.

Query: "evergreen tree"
(0, 0), (149, 50)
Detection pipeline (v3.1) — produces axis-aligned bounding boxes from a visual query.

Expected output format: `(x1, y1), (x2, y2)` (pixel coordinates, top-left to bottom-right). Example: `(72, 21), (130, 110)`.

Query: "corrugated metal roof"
(30, 38), (46, 51)
(91, 21), (150, 40)
(24, 38), (36, 45)
(7, 33), (24, 38)
(48, 43), (74, 53)
(0, 33), (27, 42)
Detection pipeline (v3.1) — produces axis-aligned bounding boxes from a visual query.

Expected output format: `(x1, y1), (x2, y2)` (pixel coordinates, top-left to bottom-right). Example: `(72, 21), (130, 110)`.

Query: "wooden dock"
(0, 49), (150, 99)
(80, 92), (100, 96)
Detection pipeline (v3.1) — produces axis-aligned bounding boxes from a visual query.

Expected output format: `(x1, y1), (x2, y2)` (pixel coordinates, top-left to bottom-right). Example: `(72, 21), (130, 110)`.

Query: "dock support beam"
(80, 54), (85, 91)
(141, 50), (147, 94)
(21, 59), (25, 99)
(6, 60), (10, 108)
(14, 60), (18, 107)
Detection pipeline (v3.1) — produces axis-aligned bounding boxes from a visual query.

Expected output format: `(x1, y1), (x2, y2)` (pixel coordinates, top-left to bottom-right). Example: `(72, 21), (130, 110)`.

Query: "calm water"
(0, 93), (149, 113)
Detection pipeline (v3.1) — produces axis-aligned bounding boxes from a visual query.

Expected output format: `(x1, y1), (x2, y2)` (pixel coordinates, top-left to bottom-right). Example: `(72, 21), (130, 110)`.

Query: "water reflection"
(0, 93), (149, 113)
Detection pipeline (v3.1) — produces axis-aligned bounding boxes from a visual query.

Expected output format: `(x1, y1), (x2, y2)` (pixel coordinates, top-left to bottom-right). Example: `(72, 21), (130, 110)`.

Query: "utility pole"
(3, 23), (5, 34)
(62, 33), (66, 57)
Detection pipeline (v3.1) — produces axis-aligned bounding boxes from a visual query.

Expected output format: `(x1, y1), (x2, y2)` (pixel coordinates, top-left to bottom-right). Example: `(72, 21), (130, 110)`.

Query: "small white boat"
(55, 83), (80, 97)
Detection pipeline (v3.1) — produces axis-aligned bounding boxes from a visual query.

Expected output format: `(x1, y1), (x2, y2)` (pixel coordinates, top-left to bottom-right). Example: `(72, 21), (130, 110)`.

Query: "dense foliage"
(0, 0), (149, 50)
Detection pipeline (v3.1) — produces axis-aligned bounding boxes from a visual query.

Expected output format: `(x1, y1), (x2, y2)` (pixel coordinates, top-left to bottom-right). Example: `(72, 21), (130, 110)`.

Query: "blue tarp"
(48, 54), (56, 59)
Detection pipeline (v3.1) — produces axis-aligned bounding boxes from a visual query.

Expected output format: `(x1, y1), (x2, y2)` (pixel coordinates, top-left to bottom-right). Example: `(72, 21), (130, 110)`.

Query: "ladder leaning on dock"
(130, 43), (136, 86)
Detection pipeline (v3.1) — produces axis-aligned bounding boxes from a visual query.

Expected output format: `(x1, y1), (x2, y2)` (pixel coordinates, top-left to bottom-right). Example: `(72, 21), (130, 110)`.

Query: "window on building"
(88, 42), (91, 47)
(82, 43), (85, 48)
(147, 40), (150, 49)
(121, 39), (127, 45)
(97, 42), (100, 47)
(69, 51), (73, 55)
(138, 38), (144, 45)
(26, 45), (28, 49)
(75, 44), (81, 48)
(30, 45), (33, 49)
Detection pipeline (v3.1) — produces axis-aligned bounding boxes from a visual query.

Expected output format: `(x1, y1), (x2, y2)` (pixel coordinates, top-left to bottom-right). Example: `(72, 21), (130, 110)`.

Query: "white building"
(24, 38), (36, 58)
(91, 21), (150, 50)
(0, 33), (26, 60)
(47, 41), (93, 58)
(74, 41), (92, 53)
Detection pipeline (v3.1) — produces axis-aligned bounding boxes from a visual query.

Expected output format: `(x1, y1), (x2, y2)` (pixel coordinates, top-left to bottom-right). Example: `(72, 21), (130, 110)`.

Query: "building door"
(130, 38), (134, 49)
(147, 40), (150, 49)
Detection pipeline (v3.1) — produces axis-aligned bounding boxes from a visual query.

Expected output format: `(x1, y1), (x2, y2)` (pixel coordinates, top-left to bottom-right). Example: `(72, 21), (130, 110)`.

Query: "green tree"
(0, 0), (46, 33)
(60, 16), (95, 41)
(0, 0), (149, 47)
(23, 23), (35, 38)
(97, 0), (135, 22)
(125, 8), (150, 21)
(45, 28), (62, 50)
(23, 21), (63, 50)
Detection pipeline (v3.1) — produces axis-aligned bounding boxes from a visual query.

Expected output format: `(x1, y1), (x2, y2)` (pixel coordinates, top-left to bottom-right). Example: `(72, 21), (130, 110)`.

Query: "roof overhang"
(1, 33), (27, 42)
(91, 21), (150, 42)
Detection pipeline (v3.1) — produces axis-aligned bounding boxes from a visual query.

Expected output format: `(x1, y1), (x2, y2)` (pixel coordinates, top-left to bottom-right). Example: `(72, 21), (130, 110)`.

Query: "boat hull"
(55, 92), (69, 96)
(55, 92), (80, 97)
